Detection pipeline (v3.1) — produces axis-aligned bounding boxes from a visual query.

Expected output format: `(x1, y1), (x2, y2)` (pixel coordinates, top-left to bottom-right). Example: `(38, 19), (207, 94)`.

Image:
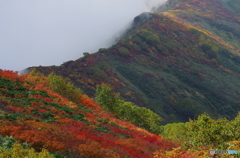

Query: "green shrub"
(48, 72), (82, 103)
(95, 84), (162, 134)
(87, 66), (108, 79)
(116, 100), (162, 133)
(0, 135), (53, 158)
(99, 48), (108, 53)
(161, 123), (188, 143)
(186, 113), (240, 148)
(118, 47), (130, 57)
(0, 143), (54, 158)
(95, 84), (120, 112)
(139, 29), (160, 46)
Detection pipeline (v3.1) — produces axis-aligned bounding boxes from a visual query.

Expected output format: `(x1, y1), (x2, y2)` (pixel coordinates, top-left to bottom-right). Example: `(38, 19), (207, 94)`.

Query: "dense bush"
(87, 66), (108, 79)
(118, 47), (130, 57)
(161, 112), (240, 149)
(47, 72), (82, 103)
(139, 29), (160, 46)
(0, 135), (53, 158)
(95, 84), (162, 134)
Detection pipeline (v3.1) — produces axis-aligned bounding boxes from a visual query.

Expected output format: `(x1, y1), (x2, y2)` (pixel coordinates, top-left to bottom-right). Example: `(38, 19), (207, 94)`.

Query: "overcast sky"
(0, 0), (166, 71)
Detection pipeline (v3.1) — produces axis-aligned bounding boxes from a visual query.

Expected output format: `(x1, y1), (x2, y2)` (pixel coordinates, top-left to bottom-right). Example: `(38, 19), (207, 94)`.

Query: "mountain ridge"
(30, 0), (240, 123)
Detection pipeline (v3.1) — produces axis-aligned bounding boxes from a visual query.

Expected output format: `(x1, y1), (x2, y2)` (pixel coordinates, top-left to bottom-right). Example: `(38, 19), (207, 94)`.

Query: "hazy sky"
(0, 0), (166, 71)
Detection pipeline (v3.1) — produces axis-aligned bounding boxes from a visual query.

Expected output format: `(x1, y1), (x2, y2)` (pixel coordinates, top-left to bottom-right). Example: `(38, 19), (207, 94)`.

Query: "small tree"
(187, 113), (228, 148)
(95, 84), (120, 112)
(82, 52), (90, 61)
(162, 122), (188, 143)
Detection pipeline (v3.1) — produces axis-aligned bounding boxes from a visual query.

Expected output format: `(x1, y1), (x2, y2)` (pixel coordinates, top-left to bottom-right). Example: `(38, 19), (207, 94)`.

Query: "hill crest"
(30, 0), (240, 123)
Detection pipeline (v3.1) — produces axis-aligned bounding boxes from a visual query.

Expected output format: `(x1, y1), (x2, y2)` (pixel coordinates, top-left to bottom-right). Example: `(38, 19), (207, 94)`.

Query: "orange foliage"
(0, 120), (80, 152)
(80, 97), (101, 110)
(0, 70), (183, 157)
(30, 95), (54, 102)
(78, 139), (119, 158)
(0, 69), (27, 82)
(24, 75), (50, 91)
(47, 90), (62, 99)
(161, 11), (238, 54)
(85, 112), (97, 121)
(56, 118), (73, 123)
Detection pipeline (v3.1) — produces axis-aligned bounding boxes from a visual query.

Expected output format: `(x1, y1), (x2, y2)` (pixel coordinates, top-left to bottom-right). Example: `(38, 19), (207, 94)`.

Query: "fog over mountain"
(0, 0), (166, 71)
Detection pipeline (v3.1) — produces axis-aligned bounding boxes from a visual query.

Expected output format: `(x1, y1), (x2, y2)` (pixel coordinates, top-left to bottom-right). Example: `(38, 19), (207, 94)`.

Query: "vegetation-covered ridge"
(32, 0), (240, 123)
(158, 0), (240, 49)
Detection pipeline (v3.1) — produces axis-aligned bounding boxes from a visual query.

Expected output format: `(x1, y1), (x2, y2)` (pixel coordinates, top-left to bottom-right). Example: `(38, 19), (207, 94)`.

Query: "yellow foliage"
(125, 91), (133, 96)
(153, 150), (167, 158)
(228, 141), (240, 150)
(161, 12), (238, 54)
(0, 143), (54, 158)
(169, 10), (182, 13)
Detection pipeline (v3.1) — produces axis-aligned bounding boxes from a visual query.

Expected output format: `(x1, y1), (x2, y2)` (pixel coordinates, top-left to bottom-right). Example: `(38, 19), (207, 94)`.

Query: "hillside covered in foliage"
(31, 0), (240, 123)
(1, 69), (240, 158)
(0, 69), (177, 157)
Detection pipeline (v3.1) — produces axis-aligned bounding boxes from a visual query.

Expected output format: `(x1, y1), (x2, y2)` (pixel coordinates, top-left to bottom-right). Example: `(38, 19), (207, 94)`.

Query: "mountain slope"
(0, 69), (181, 157)
(31, 0), (240, 123)
(4, 70), (238, 157)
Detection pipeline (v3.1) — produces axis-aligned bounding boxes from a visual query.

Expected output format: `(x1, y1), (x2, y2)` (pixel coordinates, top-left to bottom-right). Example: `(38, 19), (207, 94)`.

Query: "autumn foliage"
(2, 69), (238, 157)
(0, 69), (182, 157)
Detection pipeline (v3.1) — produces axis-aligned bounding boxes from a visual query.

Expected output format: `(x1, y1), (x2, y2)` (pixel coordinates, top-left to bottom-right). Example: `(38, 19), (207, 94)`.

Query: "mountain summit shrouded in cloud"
(0, 0), (166, 71)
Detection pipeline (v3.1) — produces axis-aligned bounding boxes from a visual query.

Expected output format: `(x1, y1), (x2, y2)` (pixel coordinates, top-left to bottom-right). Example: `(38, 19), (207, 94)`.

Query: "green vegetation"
(139, 29), (160, 46)
(161, 113), (240, 149)
(161, 122), (187, 143)
(2, 0), (240, 157)
(95, 84), (162, 134)
(48, 72), (82, 103)
(0, 135), (54, 158)
(82, 52), (90, 61)
(86, 61), (110, 79)
(220, 0), (240, 15)
(95, 84), (120, 112)
(99, 48), (108, 53)
(118, 47), (130, 57)
(86, 63), (109, 79)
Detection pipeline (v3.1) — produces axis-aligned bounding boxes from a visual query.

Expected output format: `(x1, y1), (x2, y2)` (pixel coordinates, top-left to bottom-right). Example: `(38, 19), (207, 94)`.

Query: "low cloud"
(0, 0), (166, 71)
